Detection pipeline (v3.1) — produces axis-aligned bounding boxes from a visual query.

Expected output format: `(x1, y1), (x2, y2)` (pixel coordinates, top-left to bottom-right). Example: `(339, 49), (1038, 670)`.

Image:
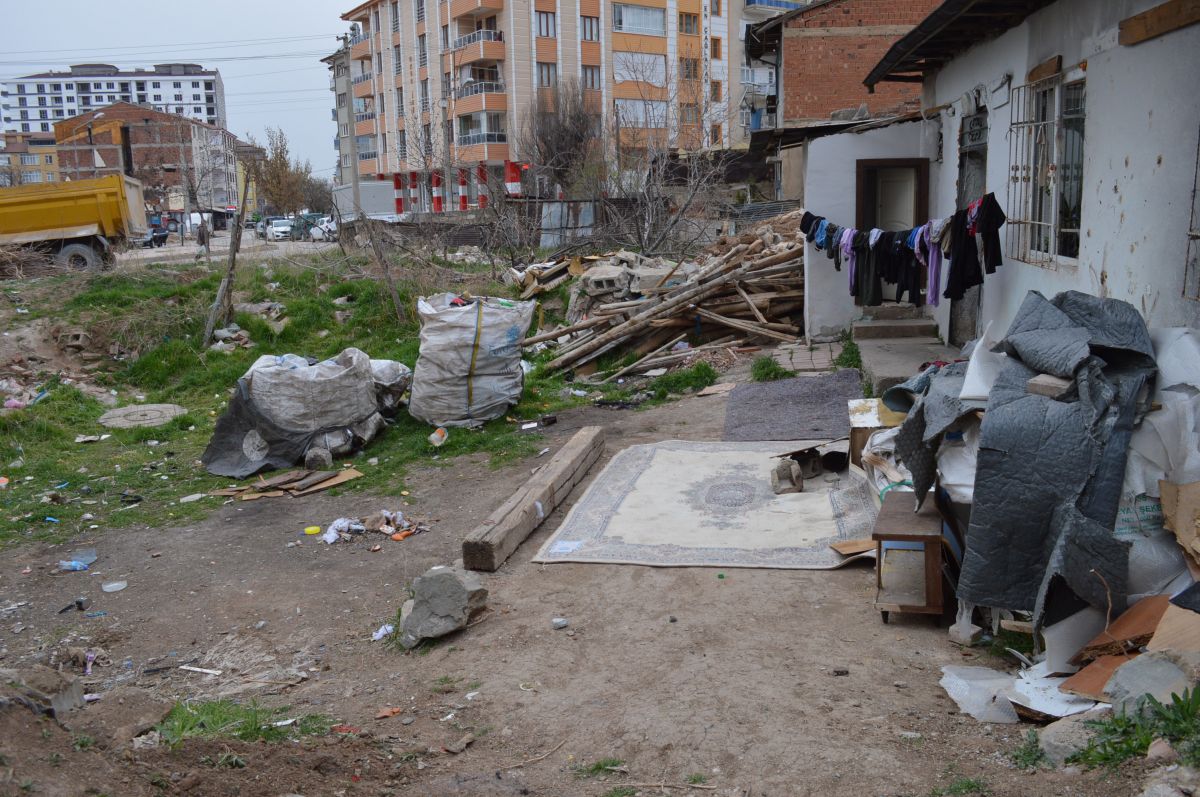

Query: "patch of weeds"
(833, 335), (862, 371)
(467, 681), (482, 690)
(750, 355), (794, 382)
(19, 780), (34, 792)
(216, 752), (246, 769)
(432, 675), (461, 694)
(71, 734), (94, 751)
(930, 776), (990, 796)
(1072, 689), (1200, 768)
(47, 752), (62, 767)
(649, 362), (718, 401)
(986, 629), (1036, 660)
(1011, 730), (1048, 770)
(686, 773), (708, 784)
(147, 772), (171, 790)
(575, 757), (626, 779)
(602, 788), (637, 797)
(156, 700), (331, 749)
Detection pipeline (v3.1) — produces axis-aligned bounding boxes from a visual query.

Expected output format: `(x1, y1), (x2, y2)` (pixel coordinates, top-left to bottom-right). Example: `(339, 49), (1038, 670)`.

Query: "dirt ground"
(0, 362), (1143, 796)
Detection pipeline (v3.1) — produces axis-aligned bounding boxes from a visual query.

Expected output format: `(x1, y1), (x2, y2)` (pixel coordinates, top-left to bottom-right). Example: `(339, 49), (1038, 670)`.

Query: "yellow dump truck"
(0, 175), (149, 269)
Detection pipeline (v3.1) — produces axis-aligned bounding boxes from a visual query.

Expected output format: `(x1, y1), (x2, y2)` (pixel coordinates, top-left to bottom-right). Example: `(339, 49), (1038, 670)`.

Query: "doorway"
(950, 109), (989, 346)
(855, 158), (929, 304)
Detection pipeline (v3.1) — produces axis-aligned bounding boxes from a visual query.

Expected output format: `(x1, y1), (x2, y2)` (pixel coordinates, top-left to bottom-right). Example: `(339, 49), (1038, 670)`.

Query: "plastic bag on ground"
(409, 294), (535, 428)
(939, 665), (1019, 723)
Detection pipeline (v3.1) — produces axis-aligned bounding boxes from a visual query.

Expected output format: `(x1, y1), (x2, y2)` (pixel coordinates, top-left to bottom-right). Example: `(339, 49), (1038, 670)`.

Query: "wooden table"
(872, 490), (945, 624)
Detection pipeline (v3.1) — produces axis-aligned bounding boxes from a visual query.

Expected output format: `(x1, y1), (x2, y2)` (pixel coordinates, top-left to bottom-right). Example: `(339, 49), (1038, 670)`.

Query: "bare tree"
(259, 127), (305, 215)
(518, 77), (604, 199)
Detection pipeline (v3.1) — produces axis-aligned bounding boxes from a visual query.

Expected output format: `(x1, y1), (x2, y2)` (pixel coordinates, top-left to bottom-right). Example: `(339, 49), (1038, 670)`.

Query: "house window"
(340, 122), (349, 136)
(45, 172), (56, 182)
(581, 16), (600, 41)
(613, 4), (666, 36)
(174, 94), (183, 101)
(679, 12), (699, 35)
(391, 1), (400, 32)
(21, 170), (42, 184)
(537, 62), (557, 88)
(420, 79), (429, 111)
(172, 82), (180, 88)
(537, 11), (556, 38)
(680, 103), (699, 124)
(414, 0), (424, 23)
(393, 45), (402, 72)
(418, 34), (427, 67)
(20, 154), (37, 165)
(711, 37), (722, 60)
(1007, 76), (1086, 265)
(679, 57), (700, 81)
(710, 81), (722, 102)
(614, 52), (666, 86)
(441, 24), (449, 49)
(582, 65), (601, 90)
(710, 123), (722, 144)
(376, 53), (383, 74)
(615, 98), (666, 128)
(152, 81), (160, 88)
(192, 94), (201, 101)
(342, 153), (351, 167)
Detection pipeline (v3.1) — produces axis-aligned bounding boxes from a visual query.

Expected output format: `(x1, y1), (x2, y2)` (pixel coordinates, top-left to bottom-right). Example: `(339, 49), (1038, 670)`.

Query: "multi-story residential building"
(2, 63), (226, 135)
(0, 132), (60, 186)
(54, 103), (240, 214)
(334, 0), (799, 211)
(323, 46), (358, 187)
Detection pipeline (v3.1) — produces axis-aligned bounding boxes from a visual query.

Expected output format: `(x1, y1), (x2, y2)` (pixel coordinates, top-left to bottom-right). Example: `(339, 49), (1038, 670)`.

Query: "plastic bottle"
(428, 427), (449, 447)
(58, 561), (88, 571)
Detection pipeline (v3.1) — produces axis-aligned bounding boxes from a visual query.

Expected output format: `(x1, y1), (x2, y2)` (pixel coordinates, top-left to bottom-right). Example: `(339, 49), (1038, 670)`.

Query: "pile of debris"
(210, 467), (364, 501)
(519, 211), (806, 375)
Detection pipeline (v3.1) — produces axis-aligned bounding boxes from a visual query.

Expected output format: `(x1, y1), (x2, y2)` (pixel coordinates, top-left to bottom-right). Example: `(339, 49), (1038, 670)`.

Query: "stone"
(551, 618), (568, 630)
(98, 404), (187, 429)
(1038, 707), (1111, 767)
(304, 447), (333, 470)
(1138, 766), (1200, 797)
(0, 665), (85, 717)
(1104, 651), (1200, 715)
(1146, 738), (1180, 763)
(771, 460), (804, 495)
(398, 566), (488, 650)
(948, 621), (984, 646)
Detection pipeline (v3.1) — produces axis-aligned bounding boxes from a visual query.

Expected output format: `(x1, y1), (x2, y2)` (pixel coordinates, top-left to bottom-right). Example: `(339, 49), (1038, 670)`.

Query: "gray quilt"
(722, 369), (863, 442)
(957, 291), (1156, 620)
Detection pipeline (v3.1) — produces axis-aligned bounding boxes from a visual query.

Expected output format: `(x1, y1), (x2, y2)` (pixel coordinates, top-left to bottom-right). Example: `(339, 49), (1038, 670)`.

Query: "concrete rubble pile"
(515, 211), (807, 376)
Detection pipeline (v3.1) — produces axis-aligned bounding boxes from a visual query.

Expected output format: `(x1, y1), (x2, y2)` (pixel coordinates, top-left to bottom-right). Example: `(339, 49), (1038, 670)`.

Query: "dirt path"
(0, 379), (1139, 796)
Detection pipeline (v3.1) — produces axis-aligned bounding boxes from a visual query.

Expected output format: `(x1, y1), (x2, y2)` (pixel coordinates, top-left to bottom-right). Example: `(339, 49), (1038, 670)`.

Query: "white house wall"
(802, 120), (938, 339)
(928, 0), (1200, 337)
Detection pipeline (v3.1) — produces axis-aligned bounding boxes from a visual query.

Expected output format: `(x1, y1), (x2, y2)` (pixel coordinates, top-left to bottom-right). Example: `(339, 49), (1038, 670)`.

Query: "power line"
(0, 52), (332, 68)
(2, 34), (336, 57)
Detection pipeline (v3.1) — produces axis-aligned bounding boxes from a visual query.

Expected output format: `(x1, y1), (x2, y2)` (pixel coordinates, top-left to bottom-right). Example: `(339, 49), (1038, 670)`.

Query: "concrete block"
(857, 337), (959, 396)
(851, 318), (939, 339)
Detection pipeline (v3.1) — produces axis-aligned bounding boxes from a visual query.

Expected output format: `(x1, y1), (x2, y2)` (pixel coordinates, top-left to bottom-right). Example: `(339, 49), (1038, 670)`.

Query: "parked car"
(266, 218), (293, 241)
(135, 226), (171, 248)
(309, 217), (338, 242)
(256, 216), (282, 239)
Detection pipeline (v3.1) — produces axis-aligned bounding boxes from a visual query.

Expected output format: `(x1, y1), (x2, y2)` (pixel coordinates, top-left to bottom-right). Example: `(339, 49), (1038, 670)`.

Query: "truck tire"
(56, 243), (100, 270)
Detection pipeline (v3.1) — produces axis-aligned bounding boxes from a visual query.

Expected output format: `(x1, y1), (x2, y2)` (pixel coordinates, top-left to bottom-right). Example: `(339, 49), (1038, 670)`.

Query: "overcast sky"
(5, 0), (345, 177)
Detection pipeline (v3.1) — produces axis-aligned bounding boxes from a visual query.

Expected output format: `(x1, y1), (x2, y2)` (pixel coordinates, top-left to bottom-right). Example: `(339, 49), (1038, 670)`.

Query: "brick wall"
(779, 0), (941, 124)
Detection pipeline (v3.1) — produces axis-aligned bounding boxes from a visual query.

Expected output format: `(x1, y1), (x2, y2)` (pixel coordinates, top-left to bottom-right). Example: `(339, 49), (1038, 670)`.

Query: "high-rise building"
(2, 63), (226, 135)
(332, 0), (795, 209)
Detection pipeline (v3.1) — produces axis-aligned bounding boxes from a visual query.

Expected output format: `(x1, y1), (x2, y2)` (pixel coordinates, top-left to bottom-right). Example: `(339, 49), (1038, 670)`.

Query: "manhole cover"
(98, 403), (188, 429)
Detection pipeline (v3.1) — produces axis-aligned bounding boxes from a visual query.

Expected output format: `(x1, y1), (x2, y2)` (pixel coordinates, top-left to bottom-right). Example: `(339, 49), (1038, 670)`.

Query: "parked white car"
(266, 218), (293, 241)
(309, 217), (338, 242)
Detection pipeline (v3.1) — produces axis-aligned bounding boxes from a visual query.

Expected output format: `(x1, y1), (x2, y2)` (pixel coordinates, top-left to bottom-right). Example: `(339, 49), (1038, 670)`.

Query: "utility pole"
(342, 34), (362, 217)
(177, 122), (191, 248)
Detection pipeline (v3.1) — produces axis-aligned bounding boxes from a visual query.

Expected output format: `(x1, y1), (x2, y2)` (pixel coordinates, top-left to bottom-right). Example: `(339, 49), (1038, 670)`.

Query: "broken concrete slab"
(1038, 707), (1111, 766)
(1104, 650), (1200, 715)
(856, 337), (959, 396)
(399, 566), (488, 650)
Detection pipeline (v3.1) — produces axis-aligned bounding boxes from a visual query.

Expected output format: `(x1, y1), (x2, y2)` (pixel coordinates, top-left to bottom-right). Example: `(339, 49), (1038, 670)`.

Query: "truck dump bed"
(0, 175), (148, 246)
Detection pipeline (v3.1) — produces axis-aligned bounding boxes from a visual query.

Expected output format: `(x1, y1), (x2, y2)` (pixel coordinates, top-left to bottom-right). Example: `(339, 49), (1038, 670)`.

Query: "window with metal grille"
(414, 0), (424, 24)
(1007, 77), (1086, 267)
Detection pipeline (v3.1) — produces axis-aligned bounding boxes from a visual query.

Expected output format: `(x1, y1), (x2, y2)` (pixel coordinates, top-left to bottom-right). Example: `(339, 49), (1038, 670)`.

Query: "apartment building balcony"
(354, 112), (377, 136)
(740, 66), (776, 97)
(350, 33), (373, 61)
(352, 74), (374, 98)
(444, 30), (505, 67)
(743, 0), (803, 17)
(450, 0), (503, 20)
(357, 156), (378, 174)
(455, 141), (508, 164)
(456, 131), (506, 147)
(454, 81), (506, 114)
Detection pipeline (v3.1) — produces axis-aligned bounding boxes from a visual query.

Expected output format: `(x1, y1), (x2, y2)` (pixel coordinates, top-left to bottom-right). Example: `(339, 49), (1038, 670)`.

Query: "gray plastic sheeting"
(957, 291), (1156, 620)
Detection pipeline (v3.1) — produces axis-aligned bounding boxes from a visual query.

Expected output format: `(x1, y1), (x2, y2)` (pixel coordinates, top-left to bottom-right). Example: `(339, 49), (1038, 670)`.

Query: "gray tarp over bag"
(408, 293), (535, 428)
(956, 291), (1156, 622)
(202, 348), (403, 478)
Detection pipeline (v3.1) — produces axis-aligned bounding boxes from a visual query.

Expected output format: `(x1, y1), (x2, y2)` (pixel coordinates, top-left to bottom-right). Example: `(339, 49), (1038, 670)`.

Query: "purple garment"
(920, 221), (942, 307)
(840, 228), (856, 295)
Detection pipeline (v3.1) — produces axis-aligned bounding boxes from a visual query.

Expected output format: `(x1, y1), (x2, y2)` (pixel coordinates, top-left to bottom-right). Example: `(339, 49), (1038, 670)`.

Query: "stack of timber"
(525, 210), (806, 375)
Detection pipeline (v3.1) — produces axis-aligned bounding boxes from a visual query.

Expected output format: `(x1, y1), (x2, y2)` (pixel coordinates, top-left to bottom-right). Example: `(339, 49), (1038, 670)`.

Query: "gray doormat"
(722, 369), (863, 442)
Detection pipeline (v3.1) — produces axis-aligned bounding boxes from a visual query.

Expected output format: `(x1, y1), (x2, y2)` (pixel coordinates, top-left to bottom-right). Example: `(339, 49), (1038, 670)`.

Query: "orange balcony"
(357, 157), (378, 174)
(443, 31), (505, 68)
(350, 34), (372, 61)
(351, 75), (374, 98)
(354, 113), (377, 137)
(454, 82), (507, 114)
(455, 142), (508, 163)
(583, 89), (602, 113)
(450, 0), (503, 19)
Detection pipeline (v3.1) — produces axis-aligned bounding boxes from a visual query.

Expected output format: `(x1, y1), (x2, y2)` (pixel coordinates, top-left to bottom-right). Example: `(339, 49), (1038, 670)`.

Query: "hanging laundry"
(944, 208), (982, 301)
(977, 193), (1007, 273)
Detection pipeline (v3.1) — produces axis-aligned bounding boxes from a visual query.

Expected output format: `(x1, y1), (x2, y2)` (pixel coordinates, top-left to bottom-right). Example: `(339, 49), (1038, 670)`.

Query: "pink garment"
(920, 221), (943, 308)
(839, 228), (856, 294)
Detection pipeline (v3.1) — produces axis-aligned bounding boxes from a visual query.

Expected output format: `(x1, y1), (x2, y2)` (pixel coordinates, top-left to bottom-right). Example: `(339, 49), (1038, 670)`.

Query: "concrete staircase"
(852, 303), (958, 396)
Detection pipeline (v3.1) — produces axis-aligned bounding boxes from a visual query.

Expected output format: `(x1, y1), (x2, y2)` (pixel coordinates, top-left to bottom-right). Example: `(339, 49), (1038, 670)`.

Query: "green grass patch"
(686, 772), (708, 784)
(1071, 689), (1200, 768)
(575, 757), (625, 779)
(930, 776), (990, 796)
(986, 629), (1037, 660)
(156, 700), (332, 749)
(833, 335), (862, 371)
(602, 789), (637, 797)
(649, 362), (717, 401)
(1011, 730), (1048, 770)
(750, 355), (794, 382)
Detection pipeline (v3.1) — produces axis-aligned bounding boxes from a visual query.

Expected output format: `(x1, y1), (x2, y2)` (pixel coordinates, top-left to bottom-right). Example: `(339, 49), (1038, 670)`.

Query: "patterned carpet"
(533, 440), (877, 569)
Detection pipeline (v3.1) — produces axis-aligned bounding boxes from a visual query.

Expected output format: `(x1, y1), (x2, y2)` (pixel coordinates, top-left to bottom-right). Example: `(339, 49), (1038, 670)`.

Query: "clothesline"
(797, 193), (1007, 308)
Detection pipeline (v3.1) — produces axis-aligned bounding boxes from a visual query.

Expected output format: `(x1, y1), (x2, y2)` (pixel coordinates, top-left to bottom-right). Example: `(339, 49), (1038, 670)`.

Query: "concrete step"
(857, 337), (960, 396)
(852, 318), (939, 340)
(861, 303), (924, 321)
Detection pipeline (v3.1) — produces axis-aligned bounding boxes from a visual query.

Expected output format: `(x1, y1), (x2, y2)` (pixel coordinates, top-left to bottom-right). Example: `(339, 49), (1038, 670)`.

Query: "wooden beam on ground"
(523, 315), (609, 346)
(462, 427), (605, 572)
(1120, 0), (1200, 45)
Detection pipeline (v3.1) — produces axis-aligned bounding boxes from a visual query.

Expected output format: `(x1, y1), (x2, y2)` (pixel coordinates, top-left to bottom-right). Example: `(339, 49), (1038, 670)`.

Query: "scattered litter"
(537, 447), (551, 457)
(304, 525), (320, 535)
(101, 581), (127, 593)
(372, 623), (394, 641)
(465, 691), (480, 700)
(74, 434), (111, 444)
(443, 732), (476, 754)
(209, 468), (365, 501)
(179, 665), (222, 676)
(178, 493), (204, 504)
(428, 427), (448, 447)
(84, 611), (106, 618)
(330, 724), (360, 734)
(375, 707), (405, 719)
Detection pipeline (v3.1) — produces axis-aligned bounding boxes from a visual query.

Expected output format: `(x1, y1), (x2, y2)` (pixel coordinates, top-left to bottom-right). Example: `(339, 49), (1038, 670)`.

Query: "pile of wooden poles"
(524, 211), (806, 376)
